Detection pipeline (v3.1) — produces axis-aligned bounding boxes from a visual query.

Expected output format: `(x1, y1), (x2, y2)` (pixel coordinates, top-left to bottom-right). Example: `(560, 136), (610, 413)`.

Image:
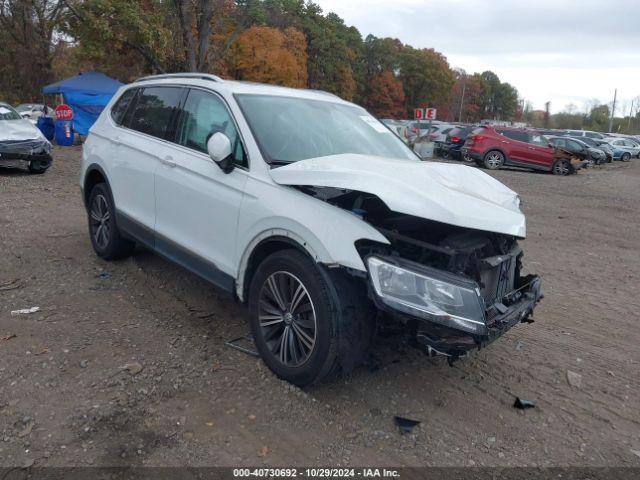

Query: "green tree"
(398, 46), (454, 117)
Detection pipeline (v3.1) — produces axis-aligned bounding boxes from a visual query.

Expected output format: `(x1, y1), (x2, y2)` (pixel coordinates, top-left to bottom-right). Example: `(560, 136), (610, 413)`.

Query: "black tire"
(87, 183), (135, 260)
(621, 152), (631, 162)
(483, 150), (505, 170)
(552, 159), (572, 176)
(28, 157), (51, 174)
(248, 249), (373, 387)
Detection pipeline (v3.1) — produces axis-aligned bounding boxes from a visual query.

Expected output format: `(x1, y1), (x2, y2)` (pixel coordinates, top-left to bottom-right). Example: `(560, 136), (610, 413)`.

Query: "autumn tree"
(227, 26), (308, 87)
(362, 70), (405, 119)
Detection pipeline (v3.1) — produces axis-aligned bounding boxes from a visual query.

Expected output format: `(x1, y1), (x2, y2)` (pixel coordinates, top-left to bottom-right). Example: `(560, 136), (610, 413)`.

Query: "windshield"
(0, 105), (22, 120)
(235, 94), (418, 164)
(16, 104), (35, 112)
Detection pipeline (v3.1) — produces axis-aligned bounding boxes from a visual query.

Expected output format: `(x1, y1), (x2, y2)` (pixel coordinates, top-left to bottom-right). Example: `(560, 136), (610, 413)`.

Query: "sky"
(314, 0), (640, 114)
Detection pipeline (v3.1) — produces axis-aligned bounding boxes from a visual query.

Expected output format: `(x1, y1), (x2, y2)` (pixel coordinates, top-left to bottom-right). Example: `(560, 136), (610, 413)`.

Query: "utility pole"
(608, 88), (617, 133)
(458, 75), (466, 123)
(627, 99), (634, 131)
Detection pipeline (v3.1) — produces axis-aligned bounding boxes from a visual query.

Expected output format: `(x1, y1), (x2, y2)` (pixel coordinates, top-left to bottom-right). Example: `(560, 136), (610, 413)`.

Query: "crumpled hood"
(270, 154), (526, 237)
(0, 119), (46, 142)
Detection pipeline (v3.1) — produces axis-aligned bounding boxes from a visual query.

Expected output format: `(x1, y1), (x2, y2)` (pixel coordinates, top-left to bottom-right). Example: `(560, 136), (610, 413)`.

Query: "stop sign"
(55, 104), (74, 121)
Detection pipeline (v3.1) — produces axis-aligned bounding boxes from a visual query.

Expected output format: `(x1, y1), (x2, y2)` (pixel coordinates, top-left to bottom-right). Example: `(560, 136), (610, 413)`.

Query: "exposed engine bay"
(297, 185), (542, 358)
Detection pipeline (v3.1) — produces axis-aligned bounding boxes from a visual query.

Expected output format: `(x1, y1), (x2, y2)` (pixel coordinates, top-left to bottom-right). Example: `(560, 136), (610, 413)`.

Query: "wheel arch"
(483, 148), (508, 162)
(236, 231), (327, 303)
(83, 164), (111, 209)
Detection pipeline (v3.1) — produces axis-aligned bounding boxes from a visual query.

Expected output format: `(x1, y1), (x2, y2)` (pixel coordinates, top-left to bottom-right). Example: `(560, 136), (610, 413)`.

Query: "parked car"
(603, 137), (640, 161)
(380, 119), (409, 143)
(80, 73), (542, 386)
(462, 126), (582, 175)
(15, 103), (52, 121)
(405, 120), (446, 144)
(0, 102), (53, 173)
(441, 126), (474, 160)
(569, 136), (613, 163)
(548, 136), (606, 167)
(565, 129), (606, 140)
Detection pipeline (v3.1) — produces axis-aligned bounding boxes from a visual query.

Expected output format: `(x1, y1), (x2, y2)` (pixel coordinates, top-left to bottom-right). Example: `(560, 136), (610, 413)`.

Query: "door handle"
(501, 140), (509, 143)
(160, 155), (176, 168)
(528, 147), (535, 150)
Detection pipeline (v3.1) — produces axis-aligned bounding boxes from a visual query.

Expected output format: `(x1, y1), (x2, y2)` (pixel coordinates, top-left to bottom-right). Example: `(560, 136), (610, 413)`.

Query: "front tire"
(248, 249), (373, 387)
(87, 183), (135, 260)
(483, 150), (505, 170)
(552, 159), (572, 176)
(28, 157), (51, 174)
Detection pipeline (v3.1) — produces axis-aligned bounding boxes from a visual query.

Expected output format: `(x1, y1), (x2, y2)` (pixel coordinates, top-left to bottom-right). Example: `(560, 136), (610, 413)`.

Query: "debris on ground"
(566, 370), (583, 388)
(80, 360), (88, 368)
(0, 279), (24, 292)
(394, 416), (421, 434)
(258, 446), (269, 457)
(10, 306), (40, 316)
(631, 449), (640, 459)
(225, 334), (259, 357)
(121, 362), (144, 375)
(513, 397), (536, 410)
(97, 272), (110, 280)
(1, 333), (17, 341)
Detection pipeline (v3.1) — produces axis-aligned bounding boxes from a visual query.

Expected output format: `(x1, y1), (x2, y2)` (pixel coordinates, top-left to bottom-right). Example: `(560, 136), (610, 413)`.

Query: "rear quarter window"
(110, 89), (138, 126)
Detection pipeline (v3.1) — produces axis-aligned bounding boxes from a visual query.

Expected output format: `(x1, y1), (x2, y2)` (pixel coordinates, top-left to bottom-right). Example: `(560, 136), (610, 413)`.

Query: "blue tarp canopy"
(42, 72), (124, 135)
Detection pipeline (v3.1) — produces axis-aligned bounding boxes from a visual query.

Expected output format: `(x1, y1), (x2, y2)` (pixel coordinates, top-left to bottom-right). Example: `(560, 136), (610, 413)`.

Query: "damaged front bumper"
(0, 139), (52, 167)
(366, 254), (542, 359)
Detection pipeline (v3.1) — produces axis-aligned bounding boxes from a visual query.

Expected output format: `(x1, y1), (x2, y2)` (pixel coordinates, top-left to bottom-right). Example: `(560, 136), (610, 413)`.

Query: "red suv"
(462, 126), (562, 173)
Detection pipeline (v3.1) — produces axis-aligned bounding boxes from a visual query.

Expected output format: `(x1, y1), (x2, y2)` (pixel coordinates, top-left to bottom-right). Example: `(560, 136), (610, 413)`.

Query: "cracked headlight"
(367, 256), (487, 335)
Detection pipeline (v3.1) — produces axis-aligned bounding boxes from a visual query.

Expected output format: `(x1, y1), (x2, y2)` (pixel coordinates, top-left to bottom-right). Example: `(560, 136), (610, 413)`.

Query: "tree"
(64, 0), (173, 75)
(398, 46), (454, 117)
(227, 26), (307, 87)
(362, 70), (405, 118)
(0, 0), (67, 102)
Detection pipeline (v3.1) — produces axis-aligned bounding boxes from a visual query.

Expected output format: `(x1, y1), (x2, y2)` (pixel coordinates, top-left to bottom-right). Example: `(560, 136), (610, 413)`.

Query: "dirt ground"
(1, 147), (639, 469)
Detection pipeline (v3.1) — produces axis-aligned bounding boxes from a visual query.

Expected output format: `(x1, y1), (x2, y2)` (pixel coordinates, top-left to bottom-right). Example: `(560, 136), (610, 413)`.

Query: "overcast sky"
(315, 0), (640, 114)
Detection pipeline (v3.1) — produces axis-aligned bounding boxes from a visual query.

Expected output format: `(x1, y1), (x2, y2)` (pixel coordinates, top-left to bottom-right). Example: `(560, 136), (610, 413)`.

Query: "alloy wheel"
(90, 194), (111, 250)
(258, 271), (317, 367)
(554, 161), (570, 175)
(485, 152), (503, 169)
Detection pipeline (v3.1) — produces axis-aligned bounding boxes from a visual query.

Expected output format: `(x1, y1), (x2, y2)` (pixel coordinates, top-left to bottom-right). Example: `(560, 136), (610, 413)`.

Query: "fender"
(235, 227), (332, 302)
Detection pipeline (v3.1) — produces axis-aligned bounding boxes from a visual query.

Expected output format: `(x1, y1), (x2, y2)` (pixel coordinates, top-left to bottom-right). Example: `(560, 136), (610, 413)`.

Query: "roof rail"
(134, 73), (223, 83)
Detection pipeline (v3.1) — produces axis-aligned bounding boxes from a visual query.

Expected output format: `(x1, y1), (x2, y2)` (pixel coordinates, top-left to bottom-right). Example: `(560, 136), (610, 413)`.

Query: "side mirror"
(207, 132), (234, 173)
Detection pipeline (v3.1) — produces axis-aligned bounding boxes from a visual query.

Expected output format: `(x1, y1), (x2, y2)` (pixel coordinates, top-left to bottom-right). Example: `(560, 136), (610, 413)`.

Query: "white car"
(80, 74), (542, 386)
(0, 102), (53, 173)
(15, 103), (53, 123)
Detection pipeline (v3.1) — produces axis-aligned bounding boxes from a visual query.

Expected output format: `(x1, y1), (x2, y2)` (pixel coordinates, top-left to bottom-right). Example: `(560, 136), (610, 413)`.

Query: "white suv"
(80, 73), (542, 386)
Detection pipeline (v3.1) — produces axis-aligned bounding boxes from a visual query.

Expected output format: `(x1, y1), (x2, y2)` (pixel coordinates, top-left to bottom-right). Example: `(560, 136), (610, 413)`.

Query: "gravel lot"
(1, 147), (639, 468)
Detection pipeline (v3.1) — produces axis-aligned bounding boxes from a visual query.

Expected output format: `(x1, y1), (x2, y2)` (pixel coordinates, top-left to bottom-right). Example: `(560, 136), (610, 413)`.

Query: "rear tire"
(87, 183), (135, 260)
(248, 249), (373, 387)
(483, 150), (505, 170)
(621, 152), (631, 162)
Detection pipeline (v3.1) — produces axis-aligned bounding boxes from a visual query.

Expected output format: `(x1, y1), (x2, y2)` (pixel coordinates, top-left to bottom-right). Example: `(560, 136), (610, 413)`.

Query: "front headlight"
(367, 256), (487, 335)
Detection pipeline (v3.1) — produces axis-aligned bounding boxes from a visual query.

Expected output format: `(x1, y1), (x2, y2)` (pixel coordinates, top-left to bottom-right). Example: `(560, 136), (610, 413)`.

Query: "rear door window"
(128, 87), (183, 140)
(500, 130), (528, 142)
